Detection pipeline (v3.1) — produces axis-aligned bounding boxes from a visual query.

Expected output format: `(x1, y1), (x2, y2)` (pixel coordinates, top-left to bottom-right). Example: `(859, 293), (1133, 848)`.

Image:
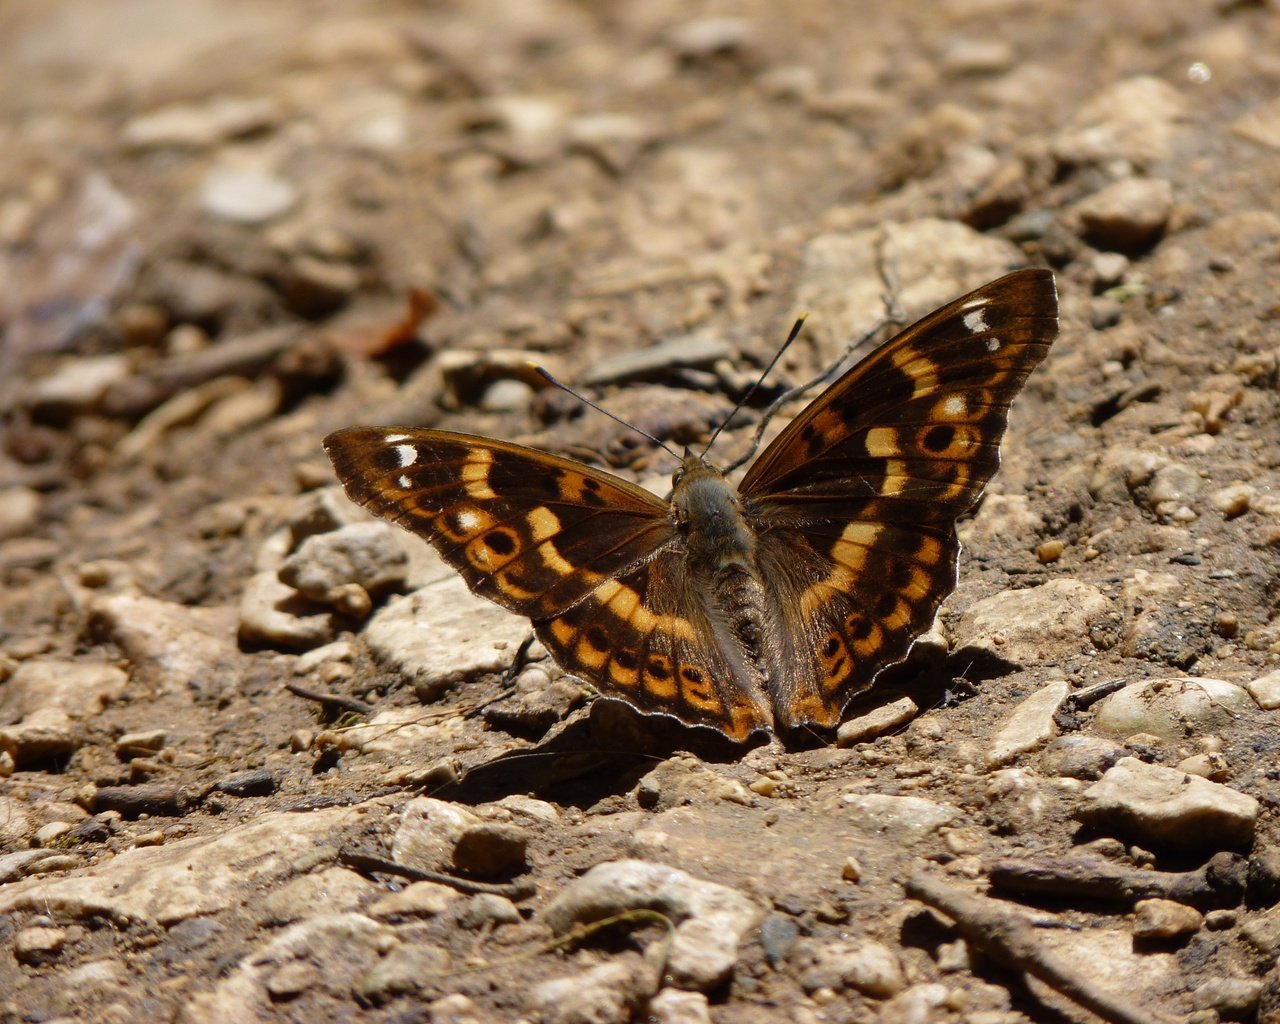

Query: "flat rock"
(1246, 668), (1280, 710)
(953, 579), (1113, 666)
(392, 797), (483, 873)
(839, 793), (959, 842)
(836, 695), (918, 748)
(984, 680), (1070, 768)
(0, 803), (375, 926)
(362, 576), (530, 701)
(88, 593), (242, 695)
(199, 165), (297, 225)
(1092, 678), (1255, 741)
(1077, 757), (1259, 851)
(1051, 76), (1187, 166)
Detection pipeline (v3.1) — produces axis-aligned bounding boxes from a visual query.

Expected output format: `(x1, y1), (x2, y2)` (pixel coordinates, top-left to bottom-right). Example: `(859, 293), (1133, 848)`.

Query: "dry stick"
(285, 681), (373, 717)
(906, 872), (1177, 1024)
(338, 849), (536, 900)
(988, 852), (1247, 911)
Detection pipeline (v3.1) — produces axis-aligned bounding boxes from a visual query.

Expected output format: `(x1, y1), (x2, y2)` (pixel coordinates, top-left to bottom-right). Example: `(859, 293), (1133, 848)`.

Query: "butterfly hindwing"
(534, 553), (772, 740)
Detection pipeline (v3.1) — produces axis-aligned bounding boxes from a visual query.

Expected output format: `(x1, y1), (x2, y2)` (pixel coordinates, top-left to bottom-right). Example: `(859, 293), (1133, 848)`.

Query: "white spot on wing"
(963, 309), (988, 333)
(961, 297), (988, 311)
(456, 509), (480, 532)
(942, 395), (966, 418)
(385, 433), (410, 443)
(398, 474), (413, 488)
(396, 444), (417, 468)
(986, 337), (1002, 352)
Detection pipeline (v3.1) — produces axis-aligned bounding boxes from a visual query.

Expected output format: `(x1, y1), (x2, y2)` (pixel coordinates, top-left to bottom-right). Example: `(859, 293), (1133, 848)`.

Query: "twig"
(906, 872), (1177, 1024)
(285, 681), (373, 716)
(337, 849), (535, 900)
(987, 853), (1246, 911)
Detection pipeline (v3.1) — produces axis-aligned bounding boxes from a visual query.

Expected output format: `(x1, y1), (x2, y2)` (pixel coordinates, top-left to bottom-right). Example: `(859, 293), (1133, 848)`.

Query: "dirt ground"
(2, 1), (1280, 1022)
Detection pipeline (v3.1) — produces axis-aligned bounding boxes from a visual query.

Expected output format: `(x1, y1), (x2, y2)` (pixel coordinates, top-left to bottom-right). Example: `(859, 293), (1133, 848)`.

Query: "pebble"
(471, 94), (568, 167)
(1092, 678), (1255, 742)
(528, 952), (659, 1024)
(0, 487), (41, 540)
(876, 982), (951, 1024)
(392, 797), (483, 873)
(115, 729), (169, 759)
(238, 570), (335, 650)
(214, 769), (277, 798)
(452, 822), (530, 878)
(952, 579), (1113, 666)
(1191, 977), (1264, 1018)
(983, 680), (1070, 768)
(1035, 538), (1064, 563)
(14, 925), (66, 965)
(30, 354), (131, 416)
(647, 988), (712, 1024)
(1132, 898), (1203, 939)
(122, 95), (281, 149)
(458, 892), (522, 929)
(200, 165), (298, 225)
(1091, 251), (1130, 287)
(540, 859), (763, 991)
(1073, 177), (1174, 251)
(0, 707), (84, 767)
(279, 521), (409, 607)
(88, 592), (239, 696)
(368, 881), (456, 919)
(836, 695), (918, 747)
(1209, 483), (1254, 517)
(1147, 462), (1202, 508)
(667, 16), (752, 57)
(1077, 756), (1259, 851)
(362, 577), (530, 701)
(479, 378), (535, 413)
(1246, 668), (1280, 710)
(1040, 734), (1126, 780)
(797, 938), (906, 997)
(759, 914), (799, 967)
(357, 942), (452, 1004)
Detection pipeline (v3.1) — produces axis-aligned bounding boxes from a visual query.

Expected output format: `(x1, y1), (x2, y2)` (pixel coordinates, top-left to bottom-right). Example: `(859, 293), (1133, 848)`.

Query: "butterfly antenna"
(720, 313), (892, 476)
(699, 314), (808, 459)
(534, 367), (681, 460)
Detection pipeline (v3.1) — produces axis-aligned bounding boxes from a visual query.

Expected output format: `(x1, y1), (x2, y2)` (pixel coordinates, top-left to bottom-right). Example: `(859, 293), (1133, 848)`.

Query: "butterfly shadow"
(434, 699), (770, 809)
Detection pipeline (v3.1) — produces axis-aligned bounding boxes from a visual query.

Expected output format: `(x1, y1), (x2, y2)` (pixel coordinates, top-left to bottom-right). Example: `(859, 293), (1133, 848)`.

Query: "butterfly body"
(325, 269), (1059, 742)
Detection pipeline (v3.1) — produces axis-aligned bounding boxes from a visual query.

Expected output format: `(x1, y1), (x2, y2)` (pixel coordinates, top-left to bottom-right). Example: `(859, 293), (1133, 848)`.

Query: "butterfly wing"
(324, 427), (773, 739)
(739, 269), (1059, 730)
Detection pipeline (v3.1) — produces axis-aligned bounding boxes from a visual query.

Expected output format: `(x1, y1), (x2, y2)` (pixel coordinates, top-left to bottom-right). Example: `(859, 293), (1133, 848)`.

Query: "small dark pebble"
(215, 769), (278, 798)
(1247, 848), (1280, 909)
(760, 914), (800, 969)
(71, 816), (113, 844)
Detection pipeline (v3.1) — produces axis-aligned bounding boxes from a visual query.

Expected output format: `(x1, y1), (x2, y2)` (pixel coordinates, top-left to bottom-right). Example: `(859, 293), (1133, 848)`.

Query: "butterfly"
(324, 269), (1058, 742)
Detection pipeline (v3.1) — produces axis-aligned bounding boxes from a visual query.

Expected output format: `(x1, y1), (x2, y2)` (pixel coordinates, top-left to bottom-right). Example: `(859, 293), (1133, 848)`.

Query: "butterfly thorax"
(670, 456), (769, 667)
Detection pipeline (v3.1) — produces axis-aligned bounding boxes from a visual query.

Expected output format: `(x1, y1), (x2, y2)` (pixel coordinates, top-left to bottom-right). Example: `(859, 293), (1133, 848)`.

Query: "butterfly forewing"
(740, 269), (1059, 730)
(323, 428), (675, 620)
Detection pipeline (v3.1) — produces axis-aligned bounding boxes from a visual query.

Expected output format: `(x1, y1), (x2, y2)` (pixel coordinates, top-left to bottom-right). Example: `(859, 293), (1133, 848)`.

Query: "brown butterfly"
(324, 269), (1058, 742)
